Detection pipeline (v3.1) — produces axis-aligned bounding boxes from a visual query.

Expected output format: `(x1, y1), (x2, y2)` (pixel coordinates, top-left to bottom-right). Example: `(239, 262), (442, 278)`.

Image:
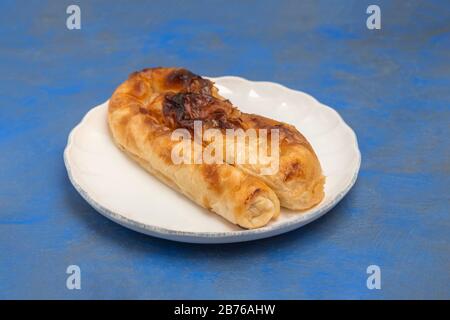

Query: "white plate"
(64, 76), (361, 243)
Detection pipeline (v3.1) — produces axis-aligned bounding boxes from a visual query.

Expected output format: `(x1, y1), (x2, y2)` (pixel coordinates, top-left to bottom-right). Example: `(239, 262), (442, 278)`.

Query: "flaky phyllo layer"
(108, 68), (324, 229)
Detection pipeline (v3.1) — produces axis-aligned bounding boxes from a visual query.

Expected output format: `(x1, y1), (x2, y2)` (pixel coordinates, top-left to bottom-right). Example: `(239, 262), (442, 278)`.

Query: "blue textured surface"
(0, 0), (449, 299)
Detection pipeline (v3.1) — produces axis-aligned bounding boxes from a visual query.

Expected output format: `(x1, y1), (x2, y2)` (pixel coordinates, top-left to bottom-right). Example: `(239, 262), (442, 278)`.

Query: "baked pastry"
(108, 73), (280, 229)
(162, 93), (325, 210)
(111, 67), (325, 210)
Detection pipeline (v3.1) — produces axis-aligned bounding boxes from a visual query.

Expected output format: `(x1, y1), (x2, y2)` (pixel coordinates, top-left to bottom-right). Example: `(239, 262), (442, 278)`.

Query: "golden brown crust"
(109, 67), (324, 224)
(114, 68), (325, 210)
(108, 68), (280, 229)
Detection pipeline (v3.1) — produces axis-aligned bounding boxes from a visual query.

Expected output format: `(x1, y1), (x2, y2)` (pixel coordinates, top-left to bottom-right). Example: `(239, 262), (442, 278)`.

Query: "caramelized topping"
(162, 93), (242, 131)
(165, 69), (213, 95)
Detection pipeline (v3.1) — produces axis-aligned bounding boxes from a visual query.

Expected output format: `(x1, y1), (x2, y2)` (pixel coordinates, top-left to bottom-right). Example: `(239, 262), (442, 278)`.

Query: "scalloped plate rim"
(63, 76), (361, 243)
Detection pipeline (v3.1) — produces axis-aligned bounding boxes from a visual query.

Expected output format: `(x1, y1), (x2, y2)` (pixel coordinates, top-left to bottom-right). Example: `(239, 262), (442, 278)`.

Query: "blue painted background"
(0, 0), (449, 299)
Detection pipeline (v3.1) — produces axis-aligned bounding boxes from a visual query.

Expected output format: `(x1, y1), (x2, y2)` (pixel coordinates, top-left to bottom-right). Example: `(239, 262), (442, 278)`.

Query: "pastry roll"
(119, 68), (325, 210)
(108, 79), (280, 229)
